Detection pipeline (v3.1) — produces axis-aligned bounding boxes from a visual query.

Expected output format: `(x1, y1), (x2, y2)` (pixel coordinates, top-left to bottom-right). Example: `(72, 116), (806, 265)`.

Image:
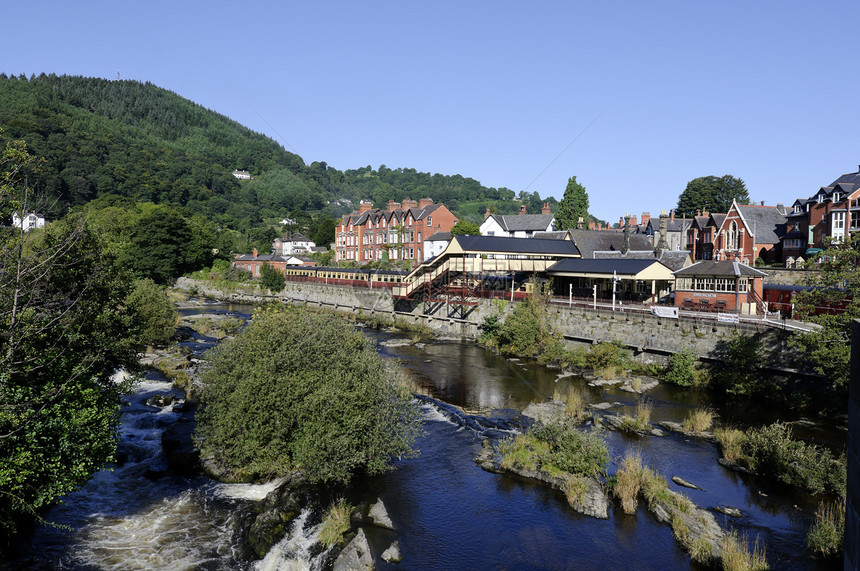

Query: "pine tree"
(555, 176), (589, 230)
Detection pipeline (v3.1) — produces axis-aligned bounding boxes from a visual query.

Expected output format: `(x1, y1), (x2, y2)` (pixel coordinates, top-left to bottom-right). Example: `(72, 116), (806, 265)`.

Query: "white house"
(480, 204), (554, 238)
(12, 212), (45, 232)
(273, 232), (316, 256)
(423, 231), (451, 261)
(232, 169), (252, 180)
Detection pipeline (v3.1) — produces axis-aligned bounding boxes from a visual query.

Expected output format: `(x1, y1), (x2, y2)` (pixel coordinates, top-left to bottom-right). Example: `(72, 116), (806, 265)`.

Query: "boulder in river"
(381, 540), (402, 564)
(333, 527), (373, 571)
(671, 476), (703, 490)
(368, 500), (395, 530)
(161, 418), (200, 477)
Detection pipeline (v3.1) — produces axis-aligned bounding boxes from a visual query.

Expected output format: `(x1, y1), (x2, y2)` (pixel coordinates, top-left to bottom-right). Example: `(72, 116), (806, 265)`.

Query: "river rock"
(587, 378), (625, 387)
(368, 500), (395, 530)
(333, 528), (373, 571)
(475, 439), (503, 474)
(713, 505), (744, 518)
(589, 402), (614, 410)
(146, 394), (175, 408)
(619, 376), (659, 393)
(381, 540), (402, 564)
(717, 457), (750, 474)
(380, 339), (412, 348)
(671, 476), (702, 490)
(161, 418), (200, 477)
(522, 401), (567, 425)
(647, 489), (725, 561)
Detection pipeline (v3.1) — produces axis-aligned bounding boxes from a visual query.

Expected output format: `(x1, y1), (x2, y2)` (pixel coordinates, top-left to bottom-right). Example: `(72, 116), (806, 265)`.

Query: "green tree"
(789, 235), (860, 393)
(125, 278), (178, 347)
(555, 176), (589, 230)
(450, 220), (481, 235)
(259, 262), (286, 293)
(195, 306), (422, 484)
(122, 207), (193, 284)
(312, 215), (337, 247)
(0, 139), (140, 543)
(676, 175), (750, 217)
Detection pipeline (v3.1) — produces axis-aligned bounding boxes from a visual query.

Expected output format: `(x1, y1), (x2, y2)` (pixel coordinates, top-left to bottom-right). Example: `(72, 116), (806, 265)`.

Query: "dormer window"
(834, 192), (841, 202)
(817, 194), (823, 203)
(794, 204), (801, 214)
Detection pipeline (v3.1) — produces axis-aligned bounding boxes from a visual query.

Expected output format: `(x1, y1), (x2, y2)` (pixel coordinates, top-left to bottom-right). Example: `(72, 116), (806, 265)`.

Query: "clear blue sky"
(6, 1), (859, 222)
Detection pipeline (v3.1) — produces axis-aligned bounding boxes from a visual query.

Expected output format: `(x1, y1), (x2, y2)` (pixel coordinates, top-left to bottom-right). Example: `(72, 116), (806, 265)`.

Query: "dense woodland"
(0, 74), (558, 239)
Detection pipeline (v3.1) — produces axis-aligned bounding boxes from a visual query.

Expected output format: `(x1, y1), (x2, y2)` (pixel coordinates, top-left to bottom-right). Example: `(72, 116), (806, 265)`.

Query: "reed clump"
(682, 407), (715, 434)
(318, 499), (352, 547)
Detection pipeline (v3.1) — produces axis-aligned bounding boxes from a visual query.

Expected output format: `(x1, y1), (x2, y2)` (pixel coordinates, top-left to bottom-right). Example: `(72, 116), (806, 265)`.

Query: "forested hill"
(0, 74), (553, 229)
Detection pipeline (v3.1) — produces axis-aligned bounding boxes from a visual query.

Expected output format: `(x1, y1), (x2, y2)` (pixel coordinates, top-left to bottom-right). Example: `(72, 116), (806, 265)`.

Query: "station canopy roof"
(546, 258), (674, 280)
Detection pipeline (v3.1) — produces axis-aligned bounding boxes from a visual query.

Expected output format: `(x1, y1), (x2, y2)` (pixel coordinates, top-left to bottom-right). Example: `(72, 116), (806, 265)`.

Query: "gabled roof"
(426, 231), (452, 242)
(485, 213), (554, 232)
(734, 204), (788, 245)
(452, 235), (580, 256)
(567, 229), (653, 257)
(673, 261), (767, 277)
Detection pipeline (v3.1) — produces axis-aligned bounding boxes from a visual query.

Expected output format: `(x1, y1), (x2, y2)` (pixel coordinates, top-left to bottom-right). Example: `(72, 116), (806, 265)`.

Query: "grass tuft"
(806, 499), (844, 558)
(682, 407), (715, 433)
(318, 498), (352, 547)
(719, 530), (769, 571)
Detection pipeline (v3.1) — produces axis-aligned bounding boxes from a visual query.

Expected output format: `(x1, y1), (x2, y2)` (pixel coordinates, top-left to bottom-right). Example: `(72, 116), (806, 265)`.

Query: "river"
(6, 302), (839, 570)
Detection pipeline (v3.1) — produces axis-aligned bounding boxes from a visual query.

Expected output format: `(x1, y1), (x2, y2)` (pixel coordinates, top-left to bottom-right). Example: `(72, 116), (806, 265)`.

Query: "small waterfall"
(253, 508), (327, 571)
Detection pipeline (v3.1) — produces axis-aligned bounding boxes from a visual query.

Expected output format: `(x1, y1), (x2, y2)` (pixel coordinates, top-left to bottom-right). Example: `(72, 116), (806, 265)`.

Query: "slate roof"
(735, 205), (788, 245)
(593, 249), (691, 272)
(533, 231), (570, 240)
(547, 258), (669, 275)
(487, 213), (554, 232)
(673, 261), (767, 277)
(426, 231), (452, 241)
(454, 235), (580, 256)
(567, 229), (653, 257)
(234, 253), (288, 262)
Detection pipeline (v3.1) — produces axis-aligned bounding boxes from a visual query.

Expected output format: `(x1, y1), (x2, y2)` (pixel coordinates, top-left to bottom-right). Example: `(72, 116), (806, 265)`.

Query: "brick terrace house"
(782, 166), (860, 262)
(334, 198), (457, 265)
(687, 212), (724, 260)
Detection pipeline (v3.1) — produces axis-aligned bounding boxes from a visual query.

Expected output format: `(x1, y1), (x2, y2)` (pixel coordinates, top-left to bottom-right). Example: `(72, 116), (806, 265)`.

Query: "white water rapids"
(18, 375), (320, 570)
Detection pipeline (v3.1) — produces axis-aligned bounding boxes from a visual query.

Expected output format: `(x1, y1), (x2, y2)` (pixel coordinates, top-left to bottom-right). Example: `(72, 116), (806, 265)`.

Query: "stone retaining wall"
(176, 277), (794, 368)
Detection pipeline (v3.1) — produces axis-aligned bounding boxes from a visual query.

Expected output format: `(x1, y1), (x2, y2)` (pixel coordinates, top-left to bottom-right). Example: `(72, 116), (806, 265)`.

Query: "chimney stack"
(387, 200), (401, 212)
(641, 212), (651, 226)
(588, 220), (596, 230)
(670, 209), (675, 222)
(485, 207), (491, 217)
(623, 214), (631, 252)
(418, 197), (434, 209)
(402, 198), (418, 210)
(656, 210), (669, 252)
(541, 202), (551, 215)
(253, 248), (258, 258)
(518, 204), (527, 215)
(359, 200), (373, 213)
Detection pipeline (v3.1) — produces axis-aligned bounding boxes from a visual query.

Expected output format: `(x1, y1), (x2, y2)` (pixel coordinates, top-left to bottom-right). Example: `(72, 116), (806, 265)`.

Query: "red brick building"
(673, 261), (767, 314)
(686, 201), (787, 265)
(783, 166), (860, 263)
(334, 198), (458, 265)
